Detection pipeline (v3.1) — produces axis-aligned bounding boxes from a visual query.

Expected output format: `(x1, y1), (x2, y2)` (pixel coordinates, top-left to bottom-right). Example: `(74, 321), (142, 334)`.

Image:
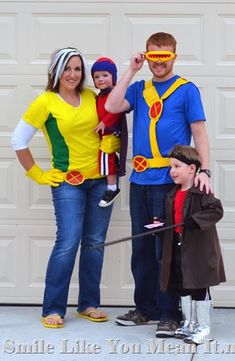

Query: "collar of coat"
(167, 184), (207, 198)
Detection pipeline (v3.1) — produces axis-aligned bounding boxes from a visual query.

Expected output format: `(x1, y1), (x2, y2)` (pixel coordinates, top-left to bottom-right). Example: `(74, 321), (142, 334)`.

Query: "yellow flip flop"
(78, 308), (108, 322)
(42, 314), (64, 328)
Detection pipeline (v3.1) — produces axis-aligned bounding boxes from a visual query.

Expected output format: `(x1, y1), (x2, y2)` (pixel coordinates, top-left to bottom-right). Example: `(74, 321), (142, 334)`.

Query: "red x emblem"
(149, 100), (163, 120)
(133, 156), (148, 172)
(65, 170), (85, 185)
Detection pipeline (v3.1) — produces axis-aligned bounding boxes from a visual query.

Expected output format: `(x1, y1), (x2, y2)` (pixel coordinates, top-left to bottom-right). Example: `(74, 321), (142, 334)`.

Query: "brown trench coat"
(160, 185), (226, 292)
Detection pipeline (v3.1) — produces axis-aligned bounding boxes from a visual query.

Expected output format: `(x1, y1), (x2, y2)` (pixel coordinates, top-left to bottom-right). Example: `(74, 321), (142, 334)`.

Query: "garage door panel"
(212, 151), (235, 221)
(0, 237), (17, 287)
(30, 13), (111, 65)
(98, 225), (134, 305)
(212, 240), (235, 307)
(217, 14), (235, 64)
(215, 87), (235, 147)
(125, 13), (204, 65)
(0, 13), (18, 64)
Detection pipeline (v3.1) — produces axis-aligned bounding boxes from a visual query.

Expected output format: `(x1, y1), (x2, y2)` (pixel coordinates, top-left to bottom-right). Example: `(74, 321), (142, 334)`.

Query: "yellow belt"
(133, 155), (170, 172)
(61, 167), (100, 185)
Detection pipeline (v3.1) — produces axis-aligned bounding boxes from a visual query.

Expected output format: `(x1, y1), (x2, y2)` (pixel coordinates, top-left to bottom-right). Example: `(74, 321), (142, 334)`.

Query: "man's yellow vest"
(133, 77), (189, 172)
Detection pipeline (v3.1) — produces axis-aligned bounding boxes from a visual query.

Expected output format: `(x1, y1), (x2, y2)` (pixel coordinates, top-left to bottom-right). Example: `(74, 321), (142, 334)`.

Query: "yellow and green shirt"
(23, 89), (100, 177)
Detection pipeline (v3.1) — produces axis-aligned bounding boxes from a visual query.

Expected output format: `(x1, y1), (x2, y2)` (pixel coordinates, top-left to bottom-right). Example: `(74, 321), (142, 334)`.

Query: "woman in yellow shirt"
(11, 47), (113, 328)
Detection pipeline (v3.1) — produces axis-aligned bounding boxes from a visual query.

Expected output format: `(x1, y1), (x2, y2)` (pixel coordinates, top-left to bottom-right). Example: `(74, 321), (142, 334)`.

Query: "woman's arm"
(16, 148), (35, 171)
(11, 119), (37, 170)
(11, 119), (64, 186)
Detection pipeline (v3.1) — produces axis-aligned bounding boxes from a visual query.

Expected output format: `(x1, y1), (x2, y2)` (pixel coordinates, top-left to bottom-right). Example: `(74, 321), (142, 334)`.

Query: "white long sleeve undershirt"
(11, 119), (37, 150)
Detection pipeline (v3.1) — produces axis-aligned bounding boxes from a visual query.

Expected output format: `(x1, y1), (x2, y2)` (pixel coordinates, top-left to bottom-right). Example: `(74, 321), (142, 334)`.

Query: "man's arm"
(105, 52), (145, 114)
(191, 121), (212, 194)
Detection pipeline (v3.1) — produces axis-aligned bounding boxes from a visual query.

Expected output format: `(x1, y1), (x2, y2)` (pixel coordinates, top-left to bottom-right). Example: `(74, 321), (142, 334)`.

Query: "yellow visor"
(145, 51), (176, 62)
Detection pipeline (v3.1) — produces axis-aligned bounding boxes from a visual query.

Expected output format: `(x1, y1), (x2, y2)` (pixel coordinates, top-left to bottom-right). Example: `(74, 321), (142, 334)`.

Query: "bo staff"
(93, 223), (184, 249)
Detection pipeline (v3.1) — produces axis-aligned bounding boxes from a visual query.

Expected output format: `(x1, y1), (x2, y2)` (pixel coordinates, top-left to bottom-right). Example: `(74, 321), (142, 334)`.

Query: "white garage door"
(0, 0), (235, 307)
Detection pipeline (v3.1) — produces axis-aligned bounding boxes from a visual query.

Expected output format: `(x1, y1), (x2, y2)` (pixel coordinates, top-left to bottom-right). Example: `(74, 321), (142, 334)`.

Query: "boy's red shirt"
(174, 188), (187, 233)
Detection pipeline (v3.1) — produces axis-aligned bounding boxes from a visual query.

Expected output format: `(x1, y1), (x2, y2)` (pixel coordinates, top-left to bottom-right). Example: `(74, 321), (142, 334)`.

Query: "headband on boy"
(169, 152), (201, 171)
(91, 57), (117, 85)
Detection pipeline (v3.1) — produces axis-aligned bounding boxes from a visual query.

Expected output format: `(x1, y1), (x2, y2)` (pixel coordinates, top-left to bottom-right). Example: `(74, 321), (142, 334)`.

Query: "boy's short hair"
(168, 145), (201, 171)
(146, 32), (177, 53)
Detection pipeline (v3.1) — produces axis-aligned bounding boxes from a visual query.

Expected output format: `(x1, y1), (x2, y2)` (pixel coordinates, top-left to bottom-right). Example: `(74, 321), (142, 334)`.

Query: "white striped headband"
(48, 47), (87, 88)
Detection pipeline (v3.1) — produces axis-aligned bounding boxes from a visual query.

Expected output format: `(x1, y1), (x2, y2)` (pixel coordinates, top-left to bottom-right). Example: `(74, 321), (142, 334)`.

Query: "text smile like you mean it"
(2, 338), (235, 355)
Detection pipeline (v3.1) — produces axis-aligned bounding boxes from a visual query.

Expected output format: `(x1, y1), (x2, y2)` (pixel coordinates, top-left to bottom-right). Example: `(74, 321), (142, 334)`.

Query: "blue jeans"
(42, 178), (113, 317)
(130, 182), (181, 322)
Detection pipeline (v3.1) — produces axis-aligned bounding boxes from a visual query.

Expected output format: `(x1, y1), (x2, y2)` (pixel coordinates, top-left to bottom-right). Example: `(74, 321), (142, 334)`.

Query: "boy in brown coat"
(157, 145), (226, 344)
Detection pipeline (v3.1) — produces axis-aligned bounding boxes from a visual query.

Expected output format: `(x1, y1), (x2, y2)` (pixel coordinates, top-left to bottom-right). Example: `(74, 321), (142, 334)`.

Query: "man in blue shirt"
(105, 32), (211, 337)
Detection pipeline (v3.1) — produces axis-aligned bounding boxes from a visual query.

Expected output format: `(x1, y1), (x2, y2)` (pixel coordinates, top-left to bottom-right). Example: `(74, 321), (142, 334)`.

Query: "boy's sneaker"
(115, 309), (155, 326)
(99, 188), (120, 207)
(155, 320), (179, 338)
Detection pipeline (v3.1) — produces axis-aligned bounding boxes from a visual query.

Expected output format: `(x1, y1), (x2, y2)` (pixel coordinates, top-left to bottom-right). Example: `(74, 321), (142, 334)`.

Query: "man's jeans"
(42, 178), (113, 317)
(130, 182), (181, 322)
